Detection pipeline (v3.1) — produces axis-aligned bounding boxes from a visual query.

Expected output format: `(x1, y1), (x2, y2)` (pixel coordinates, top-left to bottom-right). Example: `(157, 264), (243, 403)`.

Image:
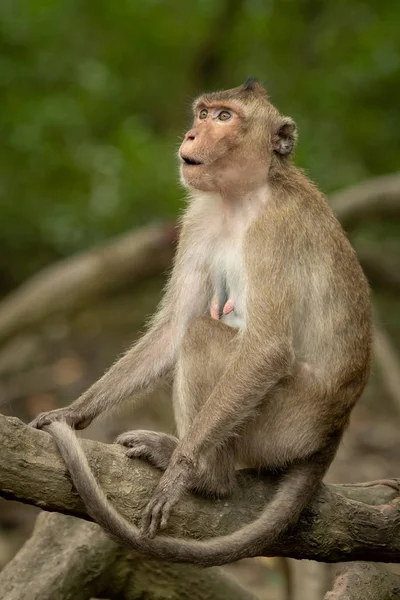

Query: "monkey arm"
(141, 278), (294, 539)
(140, 333), (292, 538)
(31, 234), (211, 430)
(180, 335), (292, 459)
(141, 231), (296, 537)
(30, 315), (180, 430)
(177, 225), (295, 461)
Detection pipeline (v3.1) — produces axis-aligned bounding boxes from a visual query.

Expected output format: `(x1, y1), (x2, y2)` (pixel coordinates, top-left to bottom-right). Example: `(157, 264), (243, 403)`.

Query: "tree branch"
(373, 320), (400, 418)
(0, 511), (254, 600)
(1, 414), (400, 564)
(324, 562), (400, 600)
(0, 223), (176, 346)
(357, 247), (400, 294)
(329, 172), (400, 230)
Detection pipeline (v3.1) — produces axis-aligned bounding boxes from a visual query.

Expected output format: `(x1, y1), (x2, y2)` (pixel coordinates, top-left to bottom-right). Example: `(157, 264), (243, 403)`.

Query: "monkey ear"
(272, 117), (297, 156)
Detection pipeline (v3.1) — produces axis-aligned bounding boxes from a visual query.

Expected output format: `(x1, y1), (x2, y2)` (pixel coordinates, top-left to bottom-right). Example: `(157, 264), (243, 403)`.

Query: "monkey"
(30, 78), (372, 566)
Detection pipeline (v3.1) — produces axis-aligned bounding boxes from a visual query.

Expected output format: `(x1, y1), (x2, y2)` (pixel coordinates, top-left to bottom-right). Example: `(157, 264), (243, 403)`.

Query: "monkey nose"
(185, 129), (196, 141)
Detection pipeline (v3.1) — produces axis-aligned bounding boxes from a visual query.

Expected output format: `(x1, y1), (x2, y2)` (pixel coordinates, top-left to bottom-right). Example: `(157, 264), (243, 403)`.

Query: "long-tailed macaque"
(31, 78), (372, 566)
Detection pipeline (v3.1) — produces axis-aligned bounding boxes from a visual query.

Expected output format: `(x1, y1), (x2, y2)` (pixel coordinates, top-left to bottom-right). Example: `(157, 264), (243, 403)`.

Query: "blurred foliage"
(0, 0), (399, 288)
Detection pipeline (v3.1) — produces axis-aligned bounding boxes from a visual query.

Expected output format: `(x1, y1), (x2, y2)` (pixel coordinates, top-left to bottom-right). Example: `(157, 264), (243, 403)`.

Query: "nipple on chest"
(210, 298), (234, 320)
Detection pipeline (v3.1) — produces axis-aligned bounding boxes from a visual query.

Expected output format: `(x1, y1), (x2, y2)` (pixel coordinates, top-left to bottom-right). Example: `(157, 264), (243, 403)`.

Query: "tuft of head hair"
(242, 77), (258, 91)
(241, 77), (268, 97)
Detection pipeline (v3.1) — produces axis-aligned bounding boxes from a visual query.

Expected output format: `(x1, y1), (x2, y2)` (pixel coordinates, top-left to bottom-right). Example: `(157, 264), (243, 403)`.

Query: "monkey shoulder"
(243, 192), (368, 309)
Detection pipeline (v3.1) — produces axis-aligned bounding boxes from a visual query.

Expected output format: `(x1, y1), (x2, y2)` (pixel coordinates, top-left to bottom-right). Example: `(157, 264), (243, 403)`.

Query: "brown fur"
(32, 80), (372, 566)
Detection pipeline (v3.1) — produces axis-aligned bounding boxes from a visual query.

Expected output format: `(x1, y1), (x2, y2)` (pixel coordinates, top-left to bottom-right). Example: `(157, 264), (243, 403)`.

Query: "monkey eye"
(199, 109), (208, 119)
(218, 110), (232, 121)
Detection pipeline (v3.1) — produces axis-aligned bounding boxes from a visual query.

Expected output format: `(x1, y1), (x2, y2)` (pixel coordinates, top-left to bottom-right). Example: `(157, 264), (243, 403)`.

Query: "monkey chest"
(211, 242), (247, 329)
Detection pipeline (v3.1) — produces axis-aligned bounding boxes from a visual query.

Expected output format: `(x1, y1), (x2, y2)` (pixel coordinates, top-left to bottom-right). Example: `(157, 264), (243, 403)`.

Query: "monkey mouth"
(181, 156), (203, 166)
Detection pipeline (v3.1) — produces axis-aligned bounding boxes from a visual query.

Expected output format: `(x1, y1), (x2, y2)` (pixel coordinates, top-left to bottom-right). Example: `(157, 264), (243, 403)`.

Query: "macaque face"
(179, 99), (270, 194)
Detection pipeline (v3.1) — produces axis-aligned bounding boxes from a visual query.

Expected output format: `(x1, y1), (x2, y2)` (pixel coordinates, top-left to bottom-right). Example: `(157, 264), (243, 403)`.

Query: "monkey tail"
(46, 421), (327, 566)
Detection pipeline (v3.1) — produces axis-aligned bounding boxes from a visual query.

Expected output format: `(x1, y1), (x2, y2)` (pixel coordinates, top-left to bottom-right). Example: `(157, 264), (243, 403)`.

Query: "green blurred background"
(1, 0), (399, 290)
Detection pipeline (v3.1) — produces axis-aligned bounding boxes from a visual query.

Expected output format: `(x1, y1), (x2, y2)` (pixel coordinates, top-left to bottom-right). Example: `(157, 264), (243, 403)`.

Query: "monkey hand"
(29, 406), (93, 430)
(140, 456), (193, 538)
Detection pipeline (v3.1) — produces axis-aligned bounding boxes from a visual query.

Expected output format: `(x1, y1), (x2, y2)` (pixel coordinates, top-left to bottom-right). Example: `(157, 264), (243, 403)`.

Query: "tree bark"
(324, 562), (400, 600)
(0, 512), (255, 600)
(1, 415), (400, 564)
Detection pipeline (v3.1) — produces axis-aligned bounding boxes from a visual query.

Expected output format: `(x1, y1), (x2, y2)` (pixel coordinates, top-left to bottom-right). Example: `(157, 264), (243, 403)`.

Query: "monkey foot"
(141, 459), (191, 538)
(116, 430), (178, 471)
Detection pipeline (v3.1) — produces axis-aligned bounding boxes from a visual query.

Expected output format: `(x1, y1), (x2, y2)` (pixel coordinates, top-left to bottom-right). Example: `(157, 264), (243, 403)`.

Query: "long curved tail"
(46, 421), (325, 566)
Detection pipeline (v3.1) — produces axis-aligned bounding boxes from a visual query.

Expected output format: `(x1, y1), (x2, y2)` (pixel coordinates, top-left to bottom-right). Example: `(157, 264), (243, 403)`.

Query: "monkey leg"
(116, 430), (178, 470)
(174, 316), (238, 497)
(192, 447), (236, 497)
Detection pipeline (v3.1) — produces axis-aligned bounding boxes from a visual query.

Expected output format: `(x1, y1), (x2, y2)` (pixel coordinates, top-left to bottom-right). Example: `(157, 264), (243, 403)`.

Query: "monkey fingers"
(29, 407), (92, 430)
(140, 461), (191, 538)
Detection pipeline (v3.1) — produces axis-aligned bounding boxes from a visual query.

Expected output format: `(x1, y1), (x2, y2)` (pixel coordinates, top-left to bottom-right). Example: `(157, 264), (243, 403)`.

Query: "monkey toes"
(116, 430), (178, 471)
(141, 460), (191, 538)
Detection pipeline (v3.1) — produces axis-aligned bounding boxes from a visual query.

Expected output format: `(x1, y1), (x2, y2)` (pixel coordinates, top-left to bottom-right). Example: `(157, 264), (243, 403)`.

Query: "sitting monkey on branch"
(31, 78), (372, 567)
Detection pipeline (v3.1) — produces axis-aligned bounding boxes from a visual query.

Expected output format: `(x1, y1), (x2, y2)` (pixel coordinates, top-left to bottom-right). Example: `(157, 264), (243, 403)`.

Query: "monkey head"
(179, 78), (297, 194)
